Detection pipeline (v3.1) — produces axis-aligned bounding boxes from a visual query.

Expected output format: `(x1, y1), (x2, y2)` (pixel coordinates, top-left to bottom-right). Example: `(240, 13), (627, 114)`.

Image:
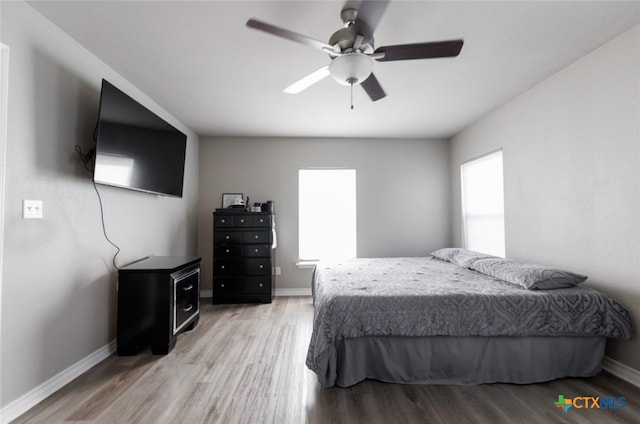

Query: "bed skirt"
(321, 336), (605, 388)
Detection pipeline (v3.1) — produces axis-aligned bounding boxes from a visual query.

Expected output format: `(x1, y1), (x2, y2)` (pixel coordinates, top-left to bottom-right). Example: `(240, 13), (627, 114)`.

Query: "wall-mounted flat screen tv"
(93, 79), (187, 197)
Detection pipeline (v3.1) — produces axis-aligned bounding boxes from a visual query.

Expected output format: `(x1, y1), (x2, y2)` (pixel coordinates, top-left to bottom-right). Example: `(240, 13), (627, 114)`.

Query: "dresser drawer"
(175, 277), (198, 304)
(243, 230), (270, 244)
(245, 258), (270, 275)
(214, 231), (243, 244)
(213, 259), (235, 276)
(242, 244), (271, 257)
(214, 245), (241, 258)
(214, 277), (271, 295)
(214, 215), (233, 228)
(233, 215), (252, 227)
(213, 259), (271, 276)
(174, 297), (197, 332)
(252, 215), (271, 227)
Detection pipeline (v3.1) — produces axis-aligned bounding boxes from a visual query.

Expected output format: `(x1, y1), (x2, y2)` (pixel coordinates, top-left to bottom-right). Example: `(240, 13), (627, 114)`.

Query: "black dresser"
(117, 256), (201, 355)
(212, 211), (275, 304)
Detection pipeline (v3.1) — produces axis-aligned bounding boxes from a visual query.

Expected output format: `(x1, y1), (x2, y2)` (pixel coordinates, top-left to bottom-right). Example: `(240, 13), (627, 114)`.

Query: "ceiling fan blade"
(374, 40), (464, 62)
(360, 73), (386, 101)
(247, 19), (337, 54)
(283, 66), (330, 94)
(344, 0), (389, 34)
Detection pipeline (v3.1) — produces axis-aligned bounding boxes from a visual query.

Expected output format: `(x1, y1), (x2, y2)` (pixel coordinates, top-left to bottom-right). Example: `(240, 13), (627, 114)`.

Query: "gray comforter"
(306, 257), (631, 380)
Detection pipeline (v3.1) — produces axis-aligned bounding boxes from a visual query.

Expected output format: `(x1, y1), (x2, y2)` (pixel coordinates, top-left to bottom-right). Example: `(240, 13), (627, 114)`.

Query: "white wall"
(450, 25), (640, 370)
(0, 2), (199, 408)
(198, 137), (451, 292)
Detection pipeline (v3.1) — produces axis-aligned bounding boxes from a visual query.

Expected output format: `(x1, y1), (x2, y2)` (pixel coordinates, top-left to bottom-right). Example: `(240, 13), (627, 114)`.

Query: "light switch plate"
(23, 200), (43, 219)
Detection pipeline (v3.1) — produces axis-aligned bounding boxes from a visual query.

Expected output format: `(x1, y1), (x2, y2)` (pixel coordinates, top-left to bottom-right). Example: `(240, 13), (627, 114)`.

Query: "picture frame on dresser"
(222, 193), (243, 208)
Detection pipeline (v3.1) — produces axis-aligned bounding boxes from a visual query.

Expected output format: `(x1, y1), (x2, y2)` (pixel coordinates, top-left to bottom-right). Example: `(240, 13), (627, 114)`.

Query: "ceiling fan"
(246, 0), (463, 106)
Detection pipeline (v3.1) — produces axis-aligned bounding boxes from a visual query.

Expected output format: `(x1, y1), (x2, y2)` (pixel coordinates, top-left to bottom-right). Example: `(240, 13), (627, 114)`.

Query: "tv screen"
(93, 79), (187, 197)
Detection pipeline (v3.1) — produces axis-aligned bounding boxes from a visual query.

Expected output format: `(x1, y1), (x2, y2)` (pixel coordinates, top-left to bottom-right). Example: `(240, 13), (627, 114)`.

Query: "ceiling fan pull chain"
(350, 80), (354, 110)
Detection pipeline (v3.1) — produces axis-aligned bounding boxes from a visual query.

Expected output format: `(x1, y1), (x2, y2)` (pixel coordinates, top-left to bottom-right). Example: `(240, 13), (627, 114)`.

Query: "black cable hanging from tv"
(75, 142), (121, 271)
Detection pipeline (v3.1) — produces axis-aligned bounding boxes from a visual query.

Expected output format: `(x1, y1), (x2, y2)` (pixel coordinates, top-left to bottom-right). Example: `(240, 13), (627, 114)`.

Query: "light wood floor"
(13, 296), (640, 424)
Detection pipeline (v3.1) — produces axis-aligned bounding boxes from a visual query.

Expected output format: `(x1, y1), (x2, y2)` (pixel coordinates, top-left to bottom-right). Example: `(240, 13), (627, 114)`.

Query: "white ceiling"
(27, 1), (640, 139)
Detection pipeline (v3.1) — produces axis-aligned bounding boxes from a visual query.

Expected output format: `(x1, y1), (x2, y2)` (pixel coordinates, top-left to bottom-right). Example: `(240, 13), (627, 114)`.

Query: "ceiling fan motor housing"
(328, 24), (374, 55)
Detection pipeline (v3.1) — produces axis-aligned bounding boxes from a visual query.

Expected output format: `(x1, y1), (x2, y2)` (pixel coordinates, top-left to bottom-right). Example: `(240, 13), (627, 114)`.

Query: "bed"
(306, 248), (632, 388)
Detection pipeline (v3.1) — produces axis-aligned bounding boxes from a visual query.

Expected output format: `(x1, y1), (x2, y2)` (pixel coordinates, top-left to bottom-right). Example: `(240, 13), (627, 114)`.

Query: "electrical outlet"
(274, 267), (281, 276)
(23, 200), (43, 219)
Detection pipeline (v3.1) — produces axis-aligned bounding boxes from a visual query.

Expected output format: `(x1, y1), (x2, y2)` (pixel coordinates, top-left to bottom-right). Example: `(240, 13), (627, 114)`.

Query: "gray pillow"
(430, 248), (496, 268)
(470, 257), (588, 290)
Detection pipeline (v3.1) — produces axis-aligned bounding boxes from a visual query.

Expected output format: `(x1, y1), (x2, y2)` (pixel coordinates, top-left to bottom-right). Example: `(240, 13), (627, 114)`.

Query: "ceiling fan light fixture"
(328, 52), (373, 86)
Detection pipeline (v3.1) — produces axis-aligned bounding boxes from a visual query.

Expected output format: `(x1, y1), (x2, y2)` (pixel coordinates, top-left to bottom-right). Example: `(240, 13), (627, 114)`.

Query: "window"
(299, 169), (356, 261)
(460, 150), (505, 257)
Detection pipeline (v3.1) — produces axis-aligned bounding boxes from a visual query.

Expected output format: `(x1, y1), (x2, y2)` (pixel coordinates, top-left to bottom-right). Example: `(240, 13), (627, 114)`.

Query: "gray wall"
(1, 2), (199, 407)
(450, 25), (640, 370)
(198, 137), (451, 292)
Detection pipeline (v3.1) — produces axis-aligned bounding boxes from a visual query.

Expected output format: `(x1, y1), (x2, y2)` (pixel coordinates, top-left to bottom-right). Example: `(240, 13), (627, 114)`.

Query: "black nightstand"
(117, 256), (201, 355)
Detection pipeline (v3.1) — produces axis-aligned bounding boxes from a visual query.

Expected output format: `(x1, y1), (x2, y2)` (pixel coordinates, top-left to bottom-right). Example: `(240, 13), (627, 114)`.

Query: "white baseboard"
(1, 340), (116, 424)
(275, 288), (312, 297)
(200, 288), (311, 299)
(602, 356), (640, 388)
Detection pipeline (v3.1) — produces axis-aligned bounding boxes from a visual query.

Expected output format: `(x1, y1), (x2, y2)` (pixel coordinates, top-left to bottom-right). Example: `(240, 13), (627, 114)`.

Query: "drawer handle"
(183, 304), (193, 312)
(254, 248), (259, 253)
(221, 265), (225, 269)
(259, 283), (263, 287)
(240, 219), (245, 223)
(221, 283), (225, 288)
(182, 284), (193, 291)
(259, 219), (264, 223)
(226, 249), (230, 253)
(259, 264), (264, 269)
(225, 235), (230, 240)
(254, 235), (259, 239)
(221, 219), (226, 223)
